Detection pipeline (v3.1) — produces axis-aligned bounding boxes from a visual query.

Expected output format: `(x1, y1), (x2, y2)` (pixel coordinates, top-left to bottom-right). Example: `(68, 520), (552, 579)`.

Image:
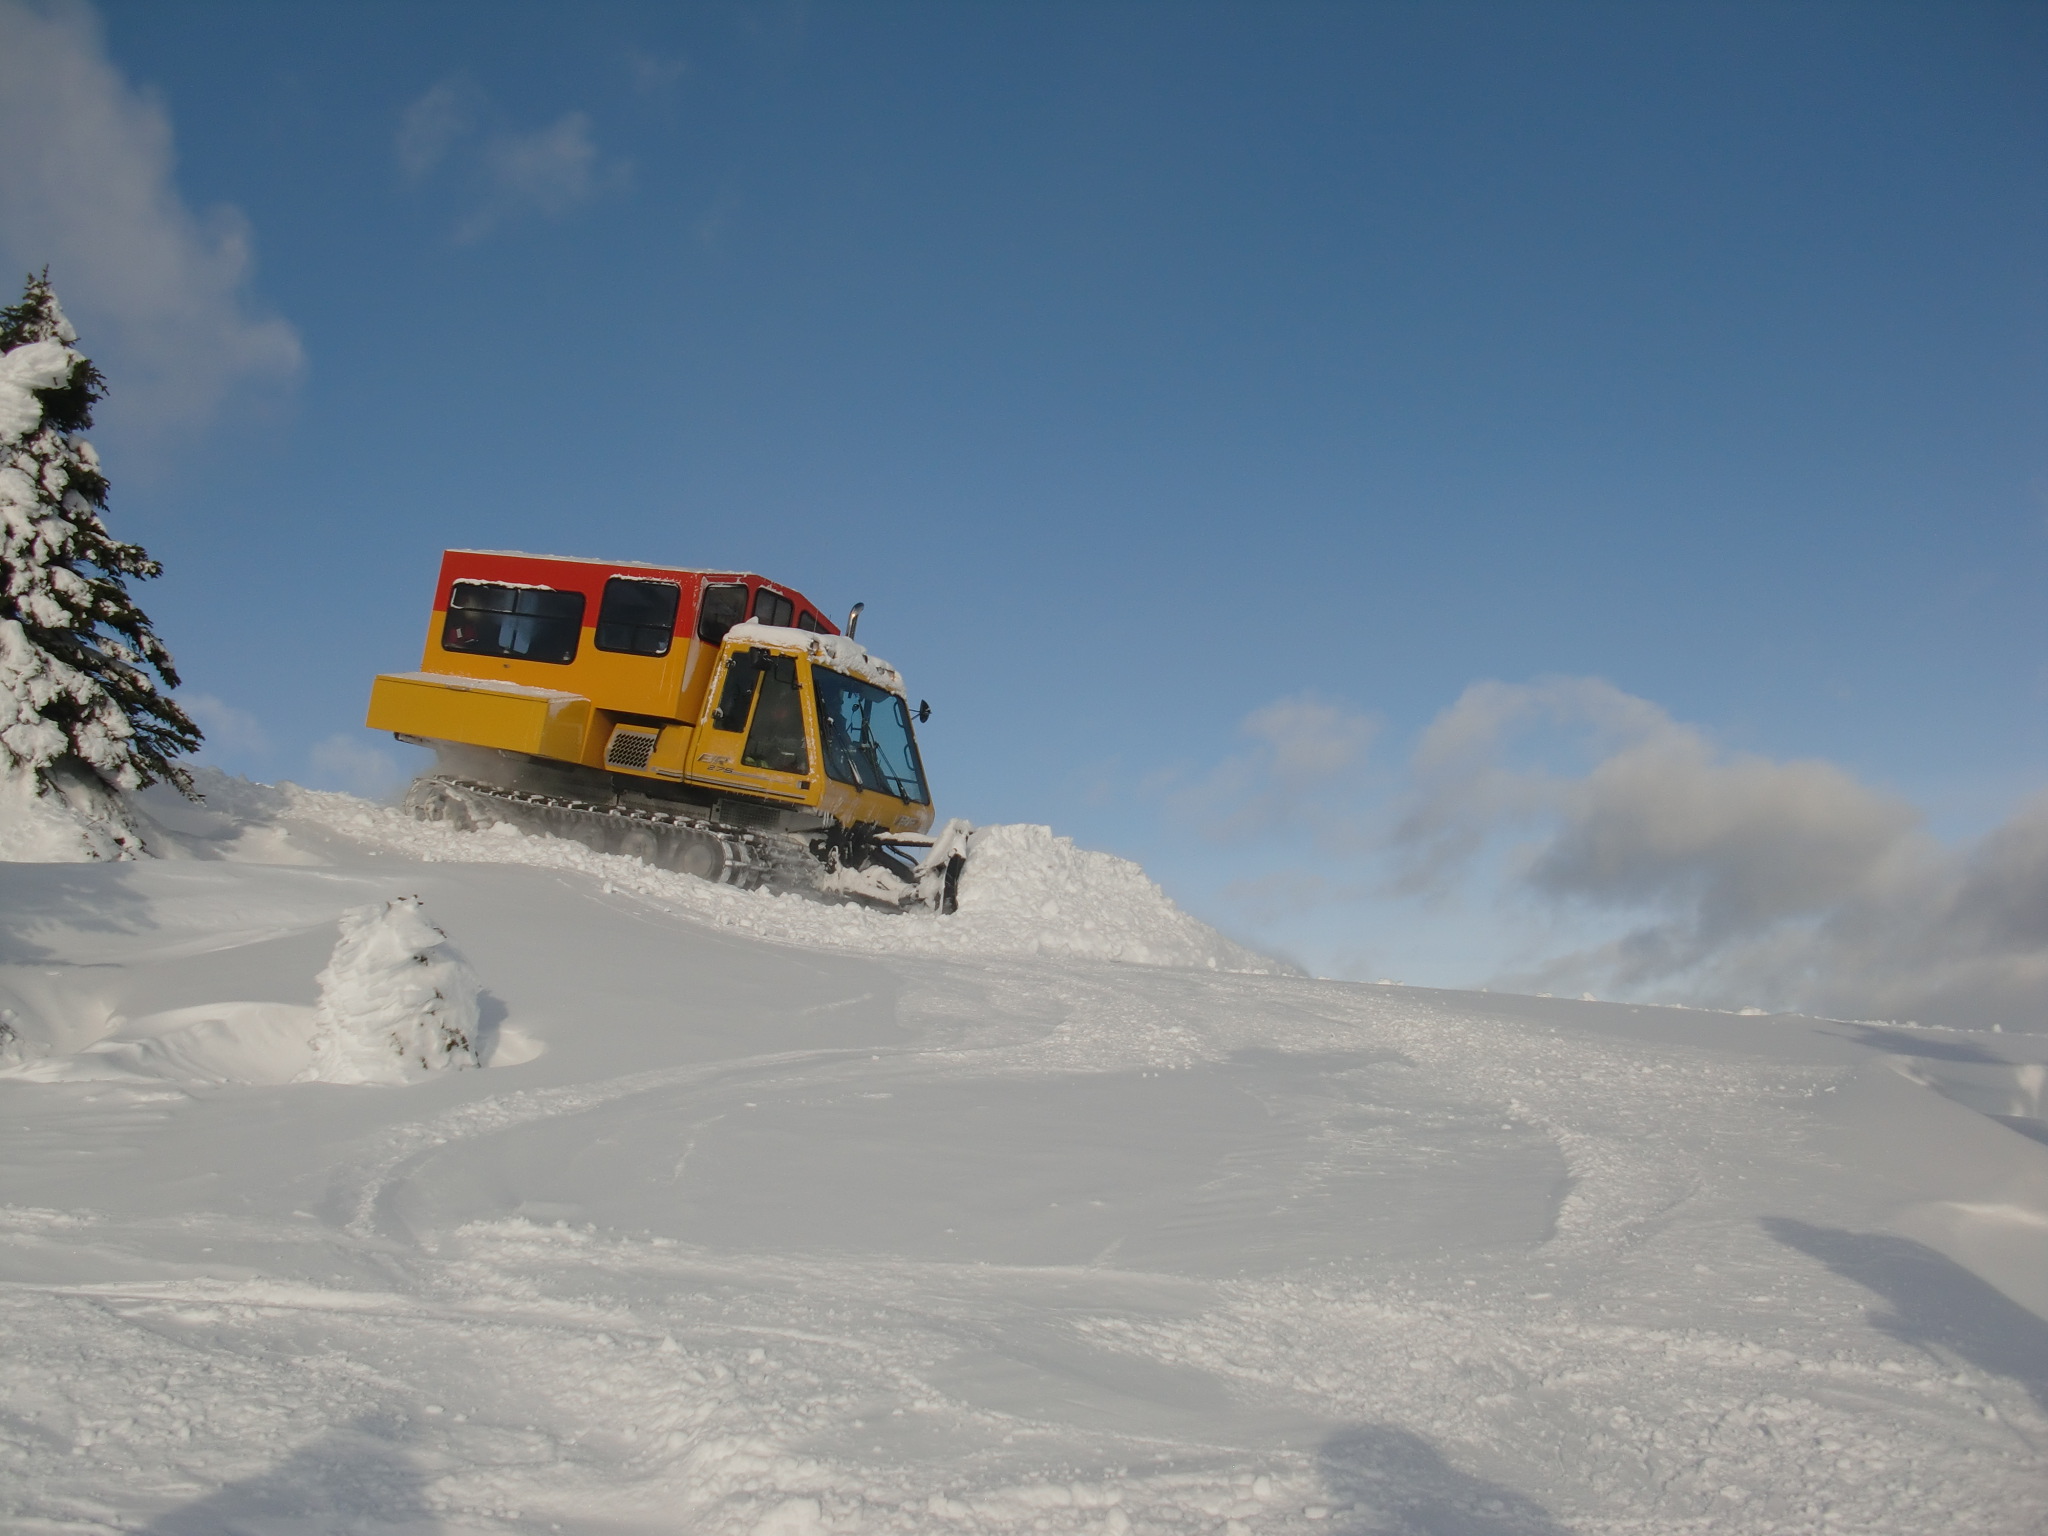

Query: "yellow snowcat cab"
(365, 550), (969, 911)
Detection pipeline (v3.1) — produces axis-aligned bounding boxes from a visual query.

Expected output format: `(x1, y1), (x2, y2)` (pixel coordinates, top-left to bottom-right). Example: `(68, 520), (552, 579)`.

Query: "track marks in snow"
(7, 785), (2048, 1533)
(1106, 1275), (2048, 1534)
(326, 1046), (889, 1243)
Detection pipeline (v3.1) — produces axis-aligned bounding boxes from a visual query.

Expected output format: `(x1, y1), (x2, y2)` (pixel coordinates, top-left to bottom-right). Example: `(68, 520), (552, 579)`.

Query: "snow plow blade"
(817, 819), (973, 912)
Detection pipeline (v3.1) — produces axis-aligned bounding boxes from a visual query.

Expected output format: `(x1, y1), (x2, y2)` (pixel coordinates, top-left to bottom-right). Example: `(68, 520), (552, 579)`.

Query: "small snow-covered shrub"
(298, 896), (480, 1084)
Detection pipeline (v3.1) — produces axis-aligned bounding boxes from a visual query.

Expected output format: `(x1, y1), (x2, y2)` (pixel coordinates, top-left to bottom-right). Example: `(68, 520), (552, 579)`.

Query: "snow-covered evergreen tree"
(0, 271), (200, 856)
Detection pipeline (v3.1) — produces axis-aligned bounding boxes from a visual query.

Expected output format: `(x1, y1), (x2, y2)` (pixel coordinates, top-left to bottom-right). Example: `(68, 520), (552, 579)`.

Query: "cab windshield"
(812, 667), (930, 804)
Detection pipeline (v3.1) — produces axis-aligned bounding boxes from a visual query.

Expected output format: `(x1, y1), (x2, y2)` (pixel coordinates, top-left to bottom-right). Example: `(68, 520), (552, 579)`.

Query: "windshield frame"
(810, 664), (931, 805)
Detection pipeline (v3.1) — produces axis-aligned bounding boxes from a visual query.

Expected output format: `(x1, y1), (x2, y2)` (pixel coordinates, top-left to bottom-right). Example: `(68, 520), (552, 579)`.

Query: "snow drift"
(2, 1000), (316, 1086)
(157, 771), (1286, 975)
(0, 757), (144, 861)
(0, 888), (484, 1088)
(2, 776), (2045, 1535)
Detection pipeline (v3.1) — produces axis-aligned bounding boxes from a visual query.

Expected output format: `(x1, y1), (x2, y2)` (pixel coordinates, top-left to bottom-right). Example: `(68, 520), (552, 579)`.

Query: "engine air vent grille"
(606, 726), (660, 771)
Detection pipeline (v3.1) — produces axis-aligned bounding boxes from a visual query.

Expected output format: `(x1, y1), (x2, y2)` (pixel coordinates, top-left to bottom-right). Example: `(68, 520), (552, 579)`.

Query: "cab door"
(682, 643), (818, 804)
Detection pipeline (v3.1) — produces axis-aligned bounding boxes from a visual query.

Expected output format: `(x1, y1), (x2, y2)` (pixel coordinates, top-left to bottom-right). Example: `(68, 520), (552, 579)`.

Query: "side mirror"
(916, 700), (931, 723)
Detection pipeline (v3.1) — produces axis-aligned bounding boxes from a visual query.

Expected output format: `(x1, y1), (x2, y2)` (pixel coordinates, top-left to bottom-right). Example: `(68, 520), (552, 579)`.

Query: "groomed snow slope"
(1, 776), (2045, 1535)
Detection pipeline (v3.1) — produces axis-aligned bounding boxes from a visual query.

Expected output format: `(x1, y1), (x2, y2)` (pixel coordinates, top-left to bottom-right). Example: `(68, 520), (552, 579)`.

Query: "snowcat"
(365, 550), (969, 911)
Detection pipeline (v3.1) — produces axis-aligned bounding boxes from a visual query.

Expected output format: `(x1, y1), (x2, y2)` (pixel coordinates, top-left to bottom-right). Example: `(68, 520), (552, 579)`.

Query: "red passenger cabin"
(429, 550), (840, 662)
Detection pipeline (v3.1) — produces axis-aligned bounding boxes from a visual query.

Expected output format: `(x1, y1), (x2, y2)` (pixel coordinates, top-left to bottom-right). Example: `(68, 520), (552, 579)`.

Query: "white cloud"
(476, 113), (603, 222)
(626, 52), (688, 95)
(395, 76), (484, 180)
(305, 732), (404, 799)
(1247, 695), (1378, 786)
(1529, 730), (1920, 959)
(396, 77), (626, 242)
(1391, 675), (1672, 891)
(1170, 693), (1378, 841)
(1219, 867), (1360, 929)
(0, 0), (302, 433)
(181, 692), (269, 761)
(1393, 676), (2048, 1029)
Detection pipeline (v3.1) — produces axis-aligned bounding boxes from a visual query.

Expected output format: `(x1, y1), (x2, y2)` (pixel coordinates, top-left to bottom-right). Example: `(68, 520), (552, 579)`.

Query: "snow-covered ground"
(2, 774), (2045, 1535)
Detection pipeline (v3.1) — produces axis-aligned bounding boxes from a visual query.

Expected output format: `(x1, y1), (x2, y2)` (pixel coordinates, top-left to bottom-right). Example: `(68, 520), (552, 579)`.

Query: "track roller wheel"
(403, 776), (480, 831)
(659, 827), (731, 884)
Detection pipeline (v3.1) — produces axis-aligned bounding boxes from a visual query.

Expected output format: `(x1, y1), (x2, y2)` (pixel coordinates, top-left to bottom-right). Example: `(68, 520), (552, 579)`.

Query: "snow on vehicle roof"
(726, 620), (905, 693)
(453, 549), (776, 581)
(384, 670), (585, 703)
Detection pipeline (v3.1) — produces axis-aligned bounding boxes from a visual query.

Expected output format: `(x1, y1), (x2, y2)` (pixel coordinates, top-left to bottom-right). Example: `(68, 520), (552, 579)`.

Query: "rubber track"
(411, 775), (812, 889)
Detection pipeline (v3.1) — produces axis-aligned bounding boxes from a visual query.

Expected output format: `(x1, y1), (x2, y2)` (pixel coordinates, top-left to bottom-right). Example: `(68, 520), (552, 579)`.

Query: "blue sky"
(3, 1), (2044, 1012)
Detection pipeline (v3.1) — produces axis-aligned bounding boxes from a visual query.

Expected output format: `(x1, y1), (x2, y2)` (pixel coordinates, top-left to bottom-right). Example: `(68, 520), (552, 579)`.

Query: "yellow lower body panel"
(367, 671), (594, 762)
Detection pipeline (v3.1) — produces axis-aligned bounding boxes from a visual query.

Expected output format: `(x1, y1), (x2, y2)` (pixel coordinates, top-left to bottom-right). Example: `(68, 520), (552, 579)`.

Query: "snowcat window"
(742, 653), (809, 774)
(795, 610), (824, 633)
(752, 589), (794, 629)
(442, 582), (583, 664)
(595, 577), (680, 657)
(712, 651), (764, 732)
(697, 582), (748, 644)
(812, 667), (930, 804)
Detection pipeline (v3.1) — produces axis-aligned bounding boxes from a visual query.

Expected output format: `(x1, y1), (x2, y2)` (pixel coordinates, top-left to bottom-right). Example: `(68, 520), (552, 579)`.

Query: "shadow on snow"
(141, 1417), (441, 1535)
(1763, 1216), (2048, 1413)
(1822, 1023), (2016, 1064)
(1318, 1424), (1571, 1535)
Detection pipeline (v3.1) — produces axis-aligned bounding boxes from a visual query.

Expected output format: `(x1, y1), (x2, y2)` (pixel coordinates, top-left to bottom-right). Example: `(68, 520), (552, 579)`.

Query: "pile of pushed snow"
(299, 896), (480, 1084)
(268, 782), (1285, 974)
(946, 823), (1279, 969)
(10, 769), (1281, 974)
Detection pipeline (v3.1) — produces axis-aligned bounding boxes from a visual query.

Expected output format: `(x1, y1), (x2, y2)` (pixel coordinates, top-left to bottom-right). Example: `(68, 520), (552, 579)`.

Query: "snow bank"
(299, 896), (481, 1084)
(1, 1002), (318, 1086)
(6, 772), (2048, 1534)
(0, 760), (145, 861)
(751, 1497), (827, 1536)
(0, 886), (506, 1088)
(271, 783), (1285, 973)
(948, 822), (1279, 969)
